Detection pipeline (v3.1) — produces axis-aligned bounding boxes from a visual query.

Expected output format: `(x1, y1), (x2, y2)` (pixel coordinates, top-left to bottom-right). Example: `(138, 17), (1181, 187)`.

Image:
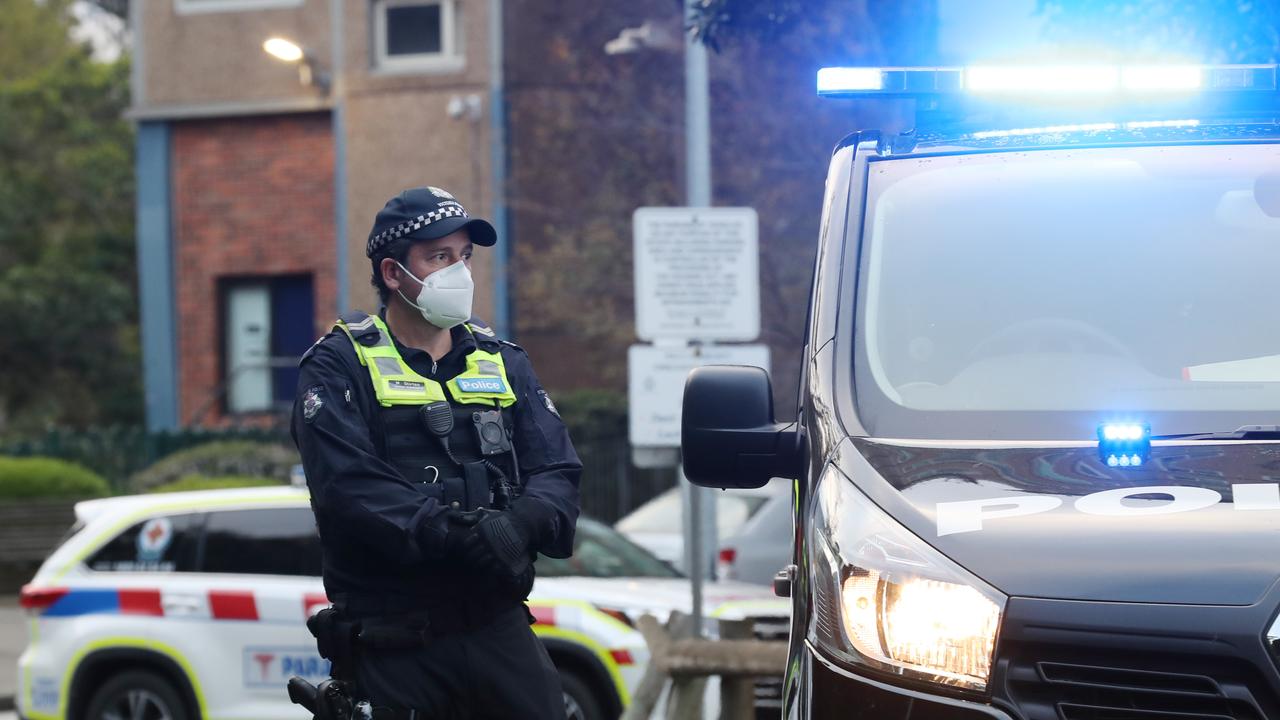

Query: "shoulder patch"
(302, 385), (325, 422)
(538, 390), (560, 418)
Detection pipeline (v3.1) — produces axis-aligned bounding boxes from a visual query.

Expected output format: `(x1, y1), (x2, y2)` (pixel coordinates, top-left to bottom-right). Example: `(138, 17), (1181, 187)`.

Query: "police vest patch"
(302, 385), (325, 422)
(388, 380), (426, 392)
(456, 377), (507, 394)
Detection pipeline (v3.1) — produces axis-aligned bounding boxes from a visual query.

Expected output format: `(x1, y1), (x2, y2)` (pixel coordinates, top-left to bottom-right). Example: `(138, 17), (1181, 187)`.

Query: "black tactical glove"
(452, 509), (534, 580)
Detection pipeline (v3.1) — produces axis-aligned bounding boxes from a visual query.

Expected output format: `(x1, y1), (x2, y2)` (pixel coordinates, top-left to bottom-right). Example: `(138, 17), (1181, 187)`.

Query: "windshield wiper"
(1153, 425), (1280, 441)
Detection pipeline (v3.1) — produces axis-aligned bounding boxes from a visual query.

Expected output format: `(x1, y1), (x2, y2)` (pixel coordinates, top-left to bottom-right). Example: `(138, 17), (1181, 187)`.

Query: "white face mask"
(395, 260), (474, 329)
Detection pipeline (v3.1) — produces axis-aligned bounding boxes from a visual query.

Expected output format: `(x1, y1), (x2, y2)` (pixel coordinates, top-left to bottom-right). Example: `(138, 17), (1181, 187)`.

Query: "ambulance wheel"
(84, 670), (188, 720)
(559, 671), (604, 720)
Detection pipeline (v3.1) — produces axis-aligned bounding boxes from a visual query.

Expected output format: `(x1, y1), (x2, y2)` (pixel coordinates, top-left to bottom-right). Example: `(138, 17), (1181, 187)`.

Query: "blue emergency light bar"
(817, 64), (1278, 97)
(1097, 423), (1151, 468)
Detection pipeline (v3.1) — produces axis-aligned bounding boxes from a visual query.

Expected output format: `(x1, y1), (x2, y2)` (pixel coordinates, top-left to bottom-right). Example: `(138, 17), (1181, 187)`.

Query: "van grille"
(1005, 658), (1269, 720)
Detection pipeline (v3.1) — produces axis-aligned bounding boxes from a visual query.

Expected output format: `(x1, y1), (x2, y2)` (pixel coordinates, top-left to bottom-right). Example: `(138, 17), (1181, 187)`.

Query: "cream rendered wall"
(139, 0), (333, 107)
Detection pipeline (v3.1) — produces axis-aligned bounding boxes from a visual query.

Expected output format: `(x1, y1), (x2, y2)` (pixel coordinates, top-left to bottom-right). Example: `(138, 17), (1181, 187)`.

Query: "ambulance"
(15, 487), (787, 720)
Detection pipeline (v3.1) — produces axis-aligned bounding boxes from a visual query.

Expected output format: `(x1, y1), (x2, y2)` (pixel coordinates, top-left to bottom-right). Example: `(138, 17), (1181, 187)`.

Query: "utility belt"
(289, 601), (529, 720)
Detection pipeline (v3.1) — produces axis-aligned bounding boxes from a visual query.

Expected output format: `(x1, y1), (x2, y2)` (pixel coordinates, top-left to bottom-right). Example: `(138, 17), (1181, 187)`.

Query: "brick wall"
(172, 113), (336, 427)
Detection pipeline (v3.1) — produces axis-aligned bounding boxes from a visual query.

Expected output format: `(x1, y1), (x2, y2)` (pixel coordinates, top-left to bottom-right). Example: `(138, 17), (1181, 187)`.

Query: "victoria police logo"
(302, 385), (325, 422)
(427, 186), (455, 200)
(539, 390), (560, 418)
(456, 377), (507, 394)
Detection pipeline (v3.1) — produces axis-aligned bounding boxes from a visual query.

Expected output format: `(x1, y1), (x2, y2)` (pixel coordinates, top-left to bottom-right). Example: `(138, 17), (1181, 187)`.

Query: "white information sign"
(628, 344), (770, 447)
(633, 207), (760, 341)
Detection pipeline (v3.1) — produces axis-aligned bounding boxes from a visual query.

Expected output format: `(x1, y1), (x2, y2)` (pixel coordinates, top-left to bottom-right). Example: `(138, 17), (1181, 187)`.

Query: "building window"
(173, 0), (304, 15)
(222, 275), (315, 415)
(373, 0), (464, 73)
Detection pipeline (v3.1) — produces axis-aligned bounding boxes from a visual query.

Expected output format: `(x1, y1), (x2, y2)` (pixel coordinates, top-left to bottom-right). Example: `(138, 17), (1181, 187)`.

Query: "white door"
(226, 284), (272, 413)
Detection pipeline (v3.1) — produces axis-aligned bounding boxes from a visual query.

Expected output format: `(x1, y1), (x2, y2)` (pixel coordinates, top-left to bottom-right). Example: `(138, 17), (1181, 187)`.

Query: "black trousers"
(355, 606), (566, 720)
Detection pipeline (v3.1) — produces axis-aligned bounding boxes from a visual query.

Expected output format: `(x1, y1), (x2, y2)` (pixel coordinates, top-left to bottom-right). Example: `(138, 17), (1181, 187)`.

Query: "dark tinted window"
(202, 508), (322, 577)
(88, 514), (203, 573)
(386, 4), (442, 56)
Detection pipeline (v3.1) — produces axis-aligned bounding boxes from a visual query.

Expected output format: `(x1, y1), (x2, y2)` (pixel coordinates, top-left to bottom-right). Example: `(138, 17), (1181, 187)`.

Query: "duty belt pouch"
(463, 461), (489, 510)
(307, 608), (358, 681)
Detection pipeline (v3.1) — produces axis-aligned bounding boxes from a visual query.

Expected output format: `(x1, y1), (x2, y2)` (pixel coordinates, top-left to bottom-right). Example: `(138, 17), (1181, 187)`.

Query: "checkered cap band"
(366, 204), (469, 257)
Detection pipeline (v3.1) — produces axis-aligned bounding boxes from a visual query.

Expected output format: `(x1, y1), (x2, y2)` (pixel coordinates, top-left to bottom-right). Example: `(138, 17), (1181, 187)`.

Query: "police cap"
(366, 186), (497, 258)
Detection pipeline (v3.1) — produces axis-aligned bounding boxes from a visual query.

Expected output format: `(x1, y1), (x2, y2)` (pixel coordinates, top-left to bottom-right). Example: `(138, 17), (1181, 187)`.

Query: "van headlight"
(808, 465), (1005, 693)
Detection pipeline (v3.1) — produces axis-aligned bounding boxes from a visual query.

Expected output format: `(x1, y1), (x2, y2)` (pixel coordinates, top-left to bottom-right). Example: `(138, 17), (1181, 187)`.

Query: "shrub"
(0, 456), (110, 500)
(129, 441), (299, 493)
(148, 474), (284, 494)
(552, 389), (627, 444)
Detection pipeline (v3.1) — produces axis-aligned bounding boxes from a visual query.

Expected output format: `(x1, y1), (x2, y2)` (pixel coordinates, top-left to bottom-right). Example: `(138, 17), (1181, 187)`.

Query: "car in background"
(615, 479), (790, 576)
(715, 482), (794, 587)
(16, 487), (787, 720)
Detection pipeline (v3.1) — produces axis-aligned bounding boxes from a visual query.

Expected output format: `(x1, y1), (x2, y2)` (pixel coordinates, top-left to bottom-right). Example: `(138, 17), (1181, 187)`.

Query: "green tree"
(0, 0), (139, 435)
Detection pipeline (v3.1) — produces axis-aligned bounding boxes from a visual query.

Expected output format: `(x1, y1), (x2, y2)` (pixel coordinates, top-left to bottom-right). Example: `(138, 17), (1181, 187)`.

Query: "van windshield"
(854, 141), (1280, 440)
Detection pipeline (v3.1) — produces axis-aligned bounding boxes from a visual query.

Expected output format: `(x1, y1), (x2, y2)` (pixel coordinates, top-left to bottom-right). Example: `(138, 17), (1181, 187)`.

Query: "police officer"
(291, 186), (581, 719)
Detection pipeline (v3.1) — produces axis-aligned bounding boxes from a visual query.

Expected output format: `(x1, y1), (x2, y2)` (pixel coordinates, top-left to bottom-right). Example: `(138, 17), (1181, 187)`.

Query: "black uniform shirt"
(291, 316), (582, 600)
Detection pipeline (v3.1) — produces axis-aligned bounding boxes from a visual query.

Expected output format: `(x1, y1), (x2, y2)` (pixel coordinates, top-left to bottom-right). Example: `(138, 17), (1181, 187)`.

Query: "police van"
(681, 65), (1280, 719)
(15, 487), (787, 720)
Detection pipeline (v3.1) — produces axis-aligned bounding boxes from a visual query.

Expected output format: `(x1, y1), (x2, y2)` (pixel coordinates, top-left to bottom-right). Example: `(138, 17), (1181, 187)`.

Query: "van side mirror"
(681, 365), (803, 488)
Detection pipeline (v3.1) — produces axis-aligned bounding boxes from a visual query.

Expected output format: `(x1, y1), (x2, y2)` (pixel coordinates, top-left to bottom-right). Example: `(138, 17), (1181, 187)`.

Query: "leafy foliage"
(0, 456), (110, 499)
(128, 441), (300, 493)
(1038, 0), (1280, 63)
(552, 389), (628, 444)
(0, 0), (139, 436)
(148, 474), (285, 494)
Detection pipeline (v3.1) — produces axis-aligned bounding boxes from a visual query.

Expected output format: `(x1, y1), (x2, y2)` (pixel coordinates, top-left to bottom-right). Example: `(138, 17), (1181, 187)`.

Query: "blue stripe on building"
(136, 121), (179, 431)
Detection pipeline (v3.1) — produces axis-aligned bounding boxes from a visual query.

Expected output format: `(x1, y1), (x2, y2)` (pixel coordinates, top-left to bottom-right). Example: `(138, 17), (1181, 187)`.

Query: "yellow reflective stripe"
(336, 315), (448, 406)
(533, 625), (632, 707)
(33, 637), (208, 720)
(708, 599), (790, 618)
(446, 349), (517, 407)
(529, 598), (636, 636)
(50, 493), (309, 582)
(332, 324), (366, 367)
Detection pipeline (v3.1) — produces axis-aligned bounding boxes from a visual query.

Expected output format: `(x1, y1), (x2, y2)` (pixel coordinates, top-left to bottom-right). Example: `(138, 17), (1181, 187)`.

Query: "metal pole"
(680, 463), (704, 638)
(330, 0), (349, 314)
(488, 0), (511, 338)
(683, 4), (716, 639)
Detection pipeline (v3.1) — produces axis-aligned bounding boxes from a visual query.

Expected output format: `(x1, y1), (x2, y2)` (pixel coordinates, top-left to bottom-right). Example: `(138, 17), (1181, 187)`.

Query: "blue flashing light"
(1122, 66), (1203, 91)
(1098, 423), (1152, 469)
(815, 63), (1278, 97)
(817, 67), (883, 93)
(967, 65), (1120, 94)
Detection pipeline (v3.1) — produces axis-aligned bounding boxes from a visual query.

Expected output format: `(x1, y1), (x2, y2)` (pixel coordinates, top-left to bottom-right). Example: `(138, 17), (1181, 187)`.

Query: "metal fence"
(575, 440), (677, 524)
(2, 427), (676, 522)
(1, 425), (289, 491)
